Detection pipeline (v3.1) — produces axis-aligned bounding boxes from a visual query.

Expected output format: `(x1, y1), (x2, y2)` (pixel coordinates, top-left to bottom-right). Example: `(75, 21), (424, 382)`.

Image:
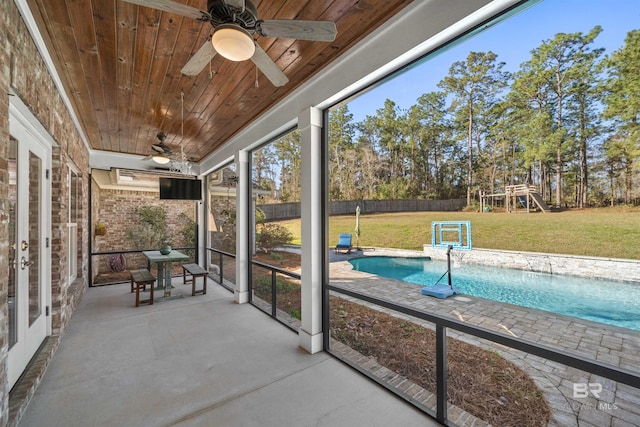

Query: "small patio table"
(142, 250), (190, 298)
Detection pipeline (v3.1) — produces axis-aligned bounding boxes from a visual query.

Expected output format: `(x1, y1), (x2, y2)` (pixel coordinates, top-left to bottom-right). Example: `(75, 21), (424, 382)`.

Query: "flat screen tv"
(159, 177), (202, 200)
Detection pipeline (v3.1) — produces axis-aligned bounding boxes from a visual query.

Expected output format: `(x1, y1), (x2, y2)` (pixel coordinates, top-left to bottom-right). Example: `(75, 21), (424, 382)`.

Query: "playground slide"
(530, 192), (550, 212)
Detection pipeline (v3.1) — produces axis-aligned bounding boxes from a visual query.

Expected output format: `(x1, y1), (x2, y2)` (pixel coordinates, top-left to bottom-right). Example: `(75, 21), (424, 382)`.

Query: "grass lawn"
(275, 207), (640, 260)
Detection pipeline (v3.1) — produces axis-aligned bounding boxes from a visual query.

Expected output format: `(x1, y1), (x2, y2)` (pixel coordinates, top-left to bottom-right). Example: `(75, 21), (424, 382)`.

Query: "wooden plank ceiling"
(26, 0), (412, 162)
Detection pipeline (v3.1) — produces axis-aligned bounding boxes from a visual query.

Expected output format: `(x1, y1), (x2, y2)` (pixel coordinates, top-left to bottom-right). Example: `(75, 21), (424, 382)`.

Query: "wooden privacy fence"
(258, 199), (466, 221)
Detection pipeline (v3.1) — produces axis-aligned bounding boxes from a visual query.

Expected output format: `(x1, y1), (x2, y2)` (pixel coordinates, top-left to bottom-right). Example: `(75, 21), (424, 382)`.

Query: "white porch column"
(234, 149), (250, 304)
(299, 107), (324, 354)
(197, 180), (207, 267)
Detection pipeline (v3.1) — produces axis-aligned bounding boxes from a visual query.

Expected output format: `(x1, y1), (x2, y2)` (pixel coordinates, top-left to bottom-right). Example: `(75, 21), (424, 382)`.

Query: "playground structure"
(480, 184), (550, 213)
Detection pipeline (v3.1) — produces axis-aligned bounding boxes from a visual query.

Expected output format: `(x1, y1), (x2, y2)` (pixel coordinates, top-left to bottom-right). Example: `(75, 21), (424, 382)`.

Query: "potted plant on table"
(159, 237), (172, 255)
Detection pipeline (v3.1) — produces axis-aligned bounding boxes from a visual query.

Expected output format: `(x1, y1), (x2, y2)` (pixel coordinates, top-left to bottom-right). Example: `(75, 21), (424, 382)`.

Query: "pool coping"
(422, 245), (640, 284)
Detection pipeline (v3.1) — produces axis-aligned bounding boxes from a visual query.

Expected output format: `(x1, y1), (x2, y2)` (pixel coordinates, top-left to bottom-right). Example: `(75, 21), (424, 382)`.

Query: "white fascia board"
(89, 149), (201, 175)
(89, 150), (148, 171)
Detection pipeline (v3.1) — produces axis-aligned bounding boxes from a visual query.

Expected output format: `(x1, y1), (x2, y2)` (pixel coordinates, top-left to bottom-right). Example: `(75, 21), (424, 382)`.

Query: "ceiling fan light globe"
(152, 155), (171, 165)
(212, 25), (255, 61)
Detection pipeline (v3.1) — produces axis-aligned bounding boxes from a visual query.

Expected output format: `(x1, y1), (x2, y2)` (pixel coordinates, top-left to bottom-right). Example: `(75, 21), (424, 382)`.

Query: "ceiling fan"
(121, 0), (338, 87)
(142, 133), (186, 164)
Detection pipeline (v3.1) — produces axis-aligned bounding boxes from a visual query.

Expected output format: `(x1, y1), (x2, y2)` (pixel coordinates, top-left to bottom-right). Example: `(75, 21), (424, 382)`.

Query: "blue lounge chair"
(335, 233), (352, 254)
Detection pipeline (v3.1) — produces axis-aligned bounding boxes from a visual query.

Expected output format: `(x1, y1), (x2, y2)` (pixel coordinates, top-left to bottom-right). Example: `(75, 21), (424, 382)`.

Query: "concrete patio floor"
(17, 278), (439, 427)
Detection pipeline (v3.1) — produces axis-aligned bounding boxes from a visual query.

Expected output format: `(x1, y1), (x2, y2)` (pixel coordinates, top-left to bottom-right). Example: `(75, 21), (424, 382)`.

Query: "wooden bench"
(130, 269), (155, 307)
(182, 263), (208, 296)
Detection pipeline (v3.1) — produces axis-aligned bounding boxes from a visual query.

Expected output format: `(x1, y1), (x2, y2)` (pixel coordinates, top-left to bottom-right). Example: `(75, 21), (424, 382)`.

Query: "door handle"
(20, 257), (34, 270)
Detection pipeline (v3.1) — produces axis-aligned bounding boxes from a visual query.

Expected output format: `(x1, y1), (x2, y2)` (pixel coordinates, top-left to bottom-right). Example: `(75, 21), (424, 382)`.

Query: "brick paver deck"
(329, 250), (640, 427)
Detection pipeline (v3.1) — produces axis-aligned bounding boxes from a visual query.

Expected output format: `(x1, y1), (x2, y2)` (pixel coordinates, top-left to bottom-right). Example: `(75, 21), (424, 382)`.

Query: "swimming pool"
(349, 256), (640, 331)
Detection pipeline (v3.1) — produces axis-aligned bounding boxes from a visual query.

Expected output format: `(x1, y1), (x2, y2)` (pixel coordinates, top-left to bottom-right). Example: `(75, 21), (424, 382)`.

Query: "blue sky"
(345, 0), (640, 123)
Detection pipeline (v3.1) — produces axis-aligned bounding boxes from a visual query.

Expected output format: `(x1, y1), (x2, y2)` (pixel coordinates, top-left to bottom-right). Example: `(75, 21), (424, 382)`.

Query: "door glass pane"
(69, 224), (77, 278)
(69, 169), (79, 279)
(71, 170), (78, 222)
(28, 151), (41, 326)
(8, 137), (18, 348)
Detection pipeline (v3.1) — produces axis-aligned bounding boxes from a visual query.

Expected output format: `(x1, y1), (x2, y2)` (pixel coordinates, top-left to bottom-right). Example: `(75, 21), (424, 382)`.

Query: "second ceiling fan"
(122, 0), (338, 87)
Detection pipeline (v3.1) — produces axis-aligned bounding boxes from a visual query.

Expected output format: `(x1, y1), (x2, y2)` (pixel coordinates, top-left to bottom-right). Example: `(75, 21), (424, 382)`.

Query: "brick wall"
(0, 3), (10, 420)
(92, 185), (197, 276)
(1, 2), (90, 424)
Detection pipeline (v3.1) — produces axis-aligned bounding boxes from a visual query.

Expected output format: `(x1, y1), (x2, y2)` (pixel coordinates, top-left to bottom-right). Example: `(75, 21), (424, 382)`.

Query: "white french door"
(7, 100), (51, 390)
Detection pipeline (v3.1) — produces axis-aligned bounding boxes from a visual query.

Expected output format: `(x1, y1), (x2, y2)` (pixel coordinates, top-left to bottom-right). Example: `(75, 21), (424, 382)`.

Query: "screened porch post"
(299, 107), (324, 353)
(234, 149), (250, 304)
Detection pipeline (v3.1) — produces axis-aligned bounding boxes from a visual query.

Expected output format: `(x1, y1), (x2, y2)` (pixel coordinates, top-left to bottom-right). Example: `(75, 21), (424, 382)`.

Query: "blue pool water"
(349, 256), (640, 331)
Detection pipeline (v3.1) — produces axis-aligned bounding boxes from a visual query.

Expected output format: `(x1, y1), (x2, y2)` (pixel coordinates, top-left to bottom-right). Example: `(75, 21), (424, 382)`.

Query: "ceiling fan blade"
(251, 44), (289, 87)
(120, 0), (211, 21)
(258, 20), (337, 42)
(142, 154), (153, 161)
(181, 41), (217, 76)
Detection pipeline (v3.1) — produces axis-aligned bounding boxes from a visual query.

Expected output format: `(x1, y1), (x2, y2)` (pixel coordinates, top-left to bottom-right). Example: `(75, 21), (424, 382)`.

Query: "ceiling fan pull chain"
(181, 90), (184, 139)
